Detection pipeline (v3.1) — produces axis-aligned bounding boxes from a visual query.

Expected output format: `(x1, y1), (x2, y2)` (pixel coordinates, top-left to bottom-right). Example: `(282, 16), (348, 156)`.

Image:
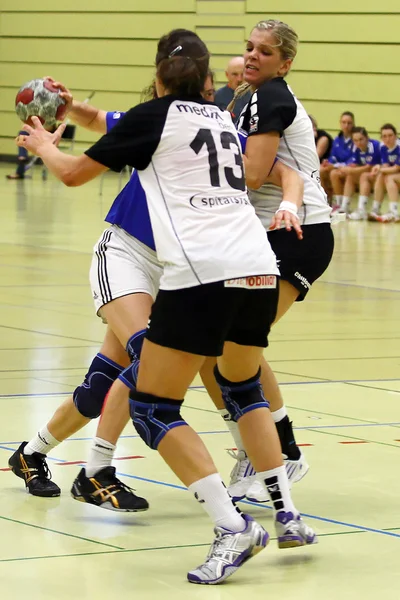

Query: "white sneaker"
(348, 209), (367, 221)
(227, 450), (255, 502)
(285, 451), (309, 485)
(275, 511), (317, 549)
(246, 479), (269, 503)
(187, 514), (269, 584)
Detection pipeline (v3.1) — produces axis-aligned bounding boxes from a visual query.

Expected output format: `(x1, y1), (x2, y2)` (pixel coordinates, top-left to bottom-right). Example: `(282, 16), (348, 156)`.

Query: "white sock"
(257, 465), (297, 516)
(271, 406), (288, 424)
(332, 194), (342, 206)
(85, 437), (116, 478)
(389, 202), (398, 216)
(341, 196), (351, 210)
(24, 426), (60, 456)
(219, 409), (245, 453)
(189, 473), (246, 532)
(372, 200), (380, 213)
(358, 195), (369, 211)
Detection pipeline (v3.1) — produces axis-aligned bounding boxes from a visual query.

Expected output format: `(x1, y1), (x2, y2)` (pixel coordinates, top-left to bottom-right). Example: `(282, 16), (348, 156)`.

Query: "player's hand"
(321, 159), (329, 167)
(270, 210), (303, 240)
(16, 117), (66, 155)
(371, 164), (380, 176)
(43, 76), (73, 117)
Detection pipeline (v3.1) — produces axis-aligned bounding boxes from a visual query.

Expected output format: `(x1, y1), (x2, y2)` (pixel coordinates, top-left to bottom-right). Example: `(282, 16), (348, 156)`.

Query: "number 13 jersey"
(86, 94), (278, 290)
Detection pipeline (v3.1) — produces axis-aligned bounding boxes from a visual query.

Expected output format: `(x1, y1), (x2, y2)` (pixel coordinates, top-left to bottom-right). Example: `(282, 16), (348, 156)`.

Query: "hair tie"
(168, 45), (183, 58)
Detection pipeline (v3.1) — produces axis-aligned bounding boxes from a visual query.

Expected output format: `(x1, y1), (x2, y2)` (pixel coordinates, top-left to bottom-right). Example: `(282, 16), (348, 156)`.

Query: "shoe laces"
(98, 469), (137, 496)
(206, 530), (235, 562)
(31, 454), (53, 481)
(227, 449), (251, 482)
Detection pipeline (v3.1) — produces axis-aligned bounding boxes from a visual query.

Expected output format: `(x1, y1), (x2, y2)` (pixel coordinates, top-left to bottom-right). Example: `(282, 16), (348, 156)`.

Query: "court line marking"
(0, 324), (101, 344)
(2, 526), (400, 564)
(0, 515), (125, 550)
(1, 376), (400, 398)
(1, 445), (399, 539)
(320, 280), (400, 294)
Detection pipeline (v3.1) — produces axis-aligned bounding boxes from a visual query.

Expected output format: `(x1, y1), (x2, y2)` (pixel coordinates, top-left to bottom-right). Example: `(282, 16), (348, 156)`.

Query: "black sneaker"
(71, 466), (149, 512)
(8, 442), (61, 497)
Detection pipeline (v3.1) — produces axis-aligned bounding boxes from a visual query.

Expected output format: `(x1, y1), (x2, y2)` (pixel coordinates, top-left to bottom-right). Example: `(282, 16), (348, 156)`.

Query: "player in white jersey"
(9, 73), (302, 505)
(199, 20), (334, 503)
(18, 29), (316, 584)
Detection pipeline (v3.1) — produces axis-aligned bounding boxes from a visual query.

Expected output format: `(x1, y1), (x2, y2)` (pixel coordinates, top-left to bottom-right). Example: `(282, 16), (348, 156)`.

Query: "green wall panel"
(246, 0), (400, 12)
(0, 1), (196, 12)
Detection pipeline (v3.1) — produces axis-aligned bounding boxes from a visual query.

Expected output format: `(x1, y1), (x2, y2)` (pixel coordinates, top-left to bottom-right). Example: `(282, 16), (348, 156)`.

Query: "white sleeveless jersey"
(237, 78), (332, 229)
(86, 95), (278, 290)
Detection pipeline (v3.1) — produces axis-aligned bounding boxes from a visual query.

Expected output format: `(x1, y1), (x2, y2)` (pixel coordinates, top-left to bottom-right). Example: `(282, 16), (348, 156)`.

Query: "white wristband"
(276, 201), (299, 217)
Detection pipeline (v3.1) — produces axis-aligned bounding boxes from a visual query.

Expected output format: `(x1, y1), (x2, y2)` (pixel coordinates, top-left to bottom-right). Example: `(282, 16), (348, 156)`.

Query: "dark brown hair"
(352, 126), (368, 138)
(156, 29), (209, 96)
(381, 123), (397, 136)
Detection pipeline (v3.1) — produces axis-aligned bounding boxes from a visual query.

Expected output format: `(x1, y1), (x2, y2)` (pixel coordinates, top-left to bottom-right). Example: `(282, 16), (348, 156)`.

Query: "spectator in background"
(309, 115), (333, 163)
(339, 127), (381, 219)
(321, 111), (355, 208)
(214, 56), (251, 121)
(368, 124), (400, 222)
(6, 130), (30, 180)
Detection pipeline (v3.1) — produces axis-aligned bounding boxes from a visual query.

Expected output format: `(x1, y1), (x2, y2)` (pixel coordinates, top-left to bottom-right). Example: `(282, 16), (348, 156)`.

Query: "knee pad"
(129, 390), (187, 450)
(118, 360), (139, 391)
(126, 329), (146, 362)
(73, 353), (124, 418)
(214, 366), (269, 422)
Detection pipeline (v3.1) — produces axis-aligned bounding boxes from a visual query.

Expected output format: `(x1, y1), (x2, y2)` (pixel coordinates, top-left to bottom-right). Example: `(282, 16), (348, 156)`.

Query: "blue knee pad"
(119, 329), (146, 390)
(129, 390), (187, 450)
(126, 329), (146, 362)
(73, 353), (124, 418)
(214, 366), (269, 422)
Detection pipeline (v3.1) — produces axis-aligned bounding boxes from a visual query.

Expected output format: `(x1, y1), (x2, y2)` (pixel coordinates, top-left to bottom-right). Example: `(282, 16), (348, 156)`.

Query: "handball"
(15, 78), (67, 128)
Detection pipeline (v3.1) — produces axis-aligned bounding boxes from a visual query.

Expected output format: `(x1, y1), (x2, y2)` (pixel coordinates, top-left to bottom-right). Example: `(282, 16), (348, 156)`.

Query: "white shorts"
(90, 225), (163, 315)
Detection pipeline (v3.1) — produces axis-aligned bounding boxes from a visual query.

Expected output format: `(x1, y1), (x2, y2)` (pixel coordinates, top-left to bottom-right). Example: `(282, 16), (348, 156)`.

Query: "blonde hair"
(227, 20), (298, 114)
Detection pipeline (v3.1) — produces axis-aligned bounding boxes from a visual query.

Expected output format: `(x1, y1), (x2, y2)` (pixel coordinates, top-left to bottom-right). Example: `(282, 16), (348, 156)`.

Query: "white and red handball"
(15, 78), (67, 128)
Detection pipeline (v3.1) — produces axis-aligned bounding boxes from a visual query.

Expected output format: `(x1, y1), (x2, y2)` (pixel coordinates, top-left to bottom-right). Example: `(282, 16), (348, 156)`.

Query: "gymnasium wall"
(1, 1), (399, 156)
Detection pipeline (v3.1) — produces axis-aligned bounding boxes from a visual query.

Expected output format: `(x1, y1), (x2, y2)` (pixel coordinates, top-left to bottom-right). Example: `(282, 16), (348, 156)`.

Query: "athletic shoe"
(71, 466), (149, 512)
(8, 441), (61, 497)
(275, 511), (317, 549)
(187, 514), (269, 584)
(285, 451), (309, 485)
(246, 479), (269, 503)
(348, 210), (367, 221)
(246, 451), (309, 503)
(367, 210), (382, 222)
(371, 211), (399, 223)
(227, 450), (256, 502)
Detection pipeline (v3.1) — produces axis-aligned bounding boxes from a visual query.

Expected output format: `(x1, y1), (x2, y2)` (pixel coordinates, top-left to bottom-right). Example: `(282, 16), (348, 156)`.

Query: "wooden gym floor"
(1, 162), (400, 599)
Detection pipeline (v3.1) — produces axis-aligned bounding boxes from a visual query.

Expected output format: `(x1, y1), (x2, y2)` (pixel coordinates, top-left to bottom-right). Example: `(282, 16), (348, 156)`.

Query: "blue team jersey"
(328, 134), (353, 166)
(104, 111), (155, 250)
(380, 142), (400, 166)
(348, 139), (381, 166)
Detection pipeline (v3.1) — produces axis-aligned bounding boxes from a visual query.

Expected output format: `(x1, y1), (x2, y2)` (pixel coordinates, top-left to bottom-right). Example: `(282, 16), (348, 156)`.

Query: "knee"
(73, 353), (124, 418)
(214, 366), (269, 422)
(129, 390), (187, 449)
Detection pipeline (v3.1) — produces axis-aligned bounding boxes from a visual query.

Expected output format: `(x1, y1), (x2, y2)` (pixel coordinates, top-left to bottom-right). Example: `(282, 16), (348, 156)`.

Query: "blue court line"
(1, 446), (399, 539)
(1, 377), (400, 400)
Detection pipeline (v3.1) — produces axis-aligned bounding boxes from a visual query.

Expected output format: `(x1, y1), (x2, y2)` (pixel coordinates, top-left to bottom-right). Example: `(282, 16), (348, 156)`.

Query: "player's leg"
(368, 172), (386, 221)
(319, 164), (333, 202)
(71, 227), (161, 511)
(382, 173), (400, 222)
(349, 171), (374, 220)
(129, 282), (310, 584)
(8, 326), (129, 497)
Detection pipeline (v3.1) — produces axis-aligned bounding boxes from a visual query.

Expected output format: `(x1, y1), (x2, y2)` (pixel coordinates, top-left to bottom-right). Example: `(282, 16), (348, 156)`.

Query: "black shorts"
(267, 223), (334, 301)
(146, 277), (279, 356)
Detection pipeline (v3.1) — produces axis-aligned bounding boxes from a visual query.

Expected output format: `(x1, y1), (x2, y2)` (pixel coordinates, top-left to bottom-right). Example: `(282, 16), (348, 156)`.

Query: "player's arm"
(316, 135), (330, 160)
(267, 161), (303, 239)
(16, 118), (107, 186)
(243, 132), (280, 189)
(340, 164), (371, 175)
(44, 77), (107, 134)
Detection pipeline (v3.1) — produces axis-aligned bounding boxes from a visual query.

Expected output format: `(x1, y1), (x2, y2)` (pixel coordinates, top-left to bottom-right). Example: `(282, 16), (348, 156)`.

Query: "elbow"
(246, 175), (264, 190)
(61, 171), (81, 187)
